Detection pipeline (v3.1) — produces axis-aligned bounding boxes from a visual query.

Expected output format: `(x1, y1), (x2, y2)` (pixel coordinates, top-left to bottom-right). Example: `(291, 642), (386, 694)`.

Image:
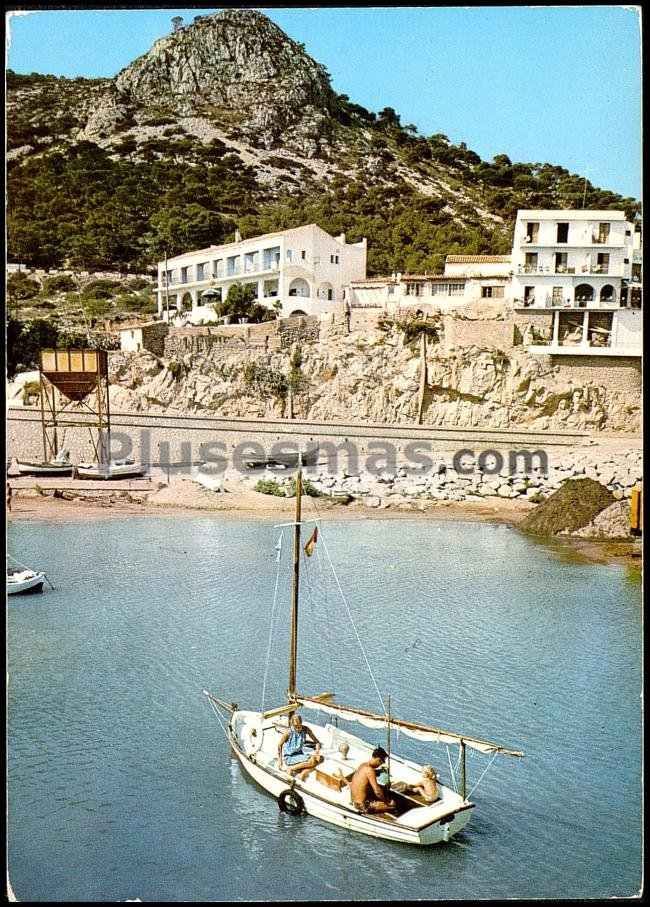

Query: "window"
(196, 263), (205, 281)
(596, 222), (611, 244)
(213, 259), (223, 278)
(600, 285), (615, 304)
(481, 285), (505, 298)
(556, 223), (569, 243)
(523, 286), (535, 306)
(301, 250), (306, 260)
(525, 222), (539, 243)
(555, 252), (568, 273)
(330, 254), (340, 264)
(244, 251), (258, 272)
(430, 282), (465, 296)
(596, 253), (609, 274)
(286, 249), (293, 262)
(226, 256), (240, 276)
(551, 286), (563, 306)
(263, 246), (280, 270)
(387, 286), (395, 296)
(327, 288), (333, 300)
(181, 266), (188, 284)
(524, 253), (538, 273)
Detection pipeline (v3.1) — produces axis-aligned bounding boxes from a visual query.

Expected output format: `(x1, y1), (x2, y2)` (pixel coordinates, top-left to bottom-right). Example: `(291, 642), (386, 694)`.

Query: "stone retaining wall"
(442, 318), (515, 351)
(163, 316), (320, 357)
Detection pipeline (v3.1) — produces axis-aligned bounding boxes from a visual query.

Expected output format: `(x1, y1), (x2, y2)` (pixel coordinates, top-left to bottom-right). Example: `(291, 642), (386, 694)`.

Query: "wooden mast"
(288, 454), (303, 699)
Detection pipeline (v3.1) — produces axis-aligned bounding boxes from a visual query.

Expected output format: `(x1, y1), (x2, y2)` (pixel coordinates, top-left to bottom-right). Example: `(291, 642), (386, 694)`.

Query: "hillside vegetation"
(6, 10), (640, 276)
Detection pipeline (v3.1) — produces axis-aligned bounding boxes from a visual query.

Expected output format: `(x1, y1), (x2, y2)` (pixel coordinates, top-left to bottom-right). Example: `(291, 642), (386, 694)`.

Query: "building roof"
(162, 223), (360, 264)
(445, 255), (512, 264)
(516, 209), (627, 221)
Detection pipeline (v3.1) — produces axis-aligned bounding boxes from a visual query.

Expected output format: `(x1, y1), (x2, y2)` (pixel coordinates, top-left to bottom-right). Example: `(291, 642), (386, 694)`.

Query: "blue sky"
(6, 6), (642, 198)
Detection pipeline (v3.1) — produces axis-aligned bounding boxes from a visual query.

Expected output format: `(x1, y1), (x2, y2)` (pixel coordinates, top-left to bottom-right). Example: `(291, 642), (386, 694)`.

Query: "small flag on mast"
(304, 526), (318, 557)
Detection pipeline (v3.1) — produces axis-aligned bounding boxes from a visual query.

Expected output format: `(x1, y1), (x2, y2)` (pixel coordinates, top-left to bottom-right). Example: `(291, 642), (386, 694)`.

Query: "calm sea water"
(7, 517), (642, 902)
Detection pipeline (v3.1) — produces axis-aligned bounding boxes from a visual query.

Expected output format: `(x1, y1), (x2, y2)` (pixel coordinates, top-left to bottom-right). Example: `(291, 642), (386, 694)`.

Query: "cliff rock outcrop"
(107, 321), (641, 434)
(85, 9), (336, 156)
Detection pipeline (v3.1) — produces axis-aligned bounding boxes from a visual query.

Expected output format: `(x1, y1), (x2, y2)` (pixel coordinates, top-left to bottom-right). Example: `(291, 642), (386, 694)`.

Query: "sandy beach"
(7, 480), (641, 568)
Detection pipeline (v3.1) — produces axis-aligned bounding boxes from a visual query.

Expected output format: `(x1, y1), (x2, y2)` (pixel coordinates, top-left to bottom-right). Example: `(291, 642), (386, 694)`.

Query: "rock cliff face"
(108, 321), (641, 434)
(85, 9), (336, 156)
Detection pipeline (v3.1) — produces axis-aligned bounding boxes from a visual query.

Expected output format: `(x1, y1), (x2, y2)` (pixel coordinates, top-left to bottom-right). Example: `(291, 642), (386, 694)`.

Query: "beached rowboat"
(75, 458), (144, 479)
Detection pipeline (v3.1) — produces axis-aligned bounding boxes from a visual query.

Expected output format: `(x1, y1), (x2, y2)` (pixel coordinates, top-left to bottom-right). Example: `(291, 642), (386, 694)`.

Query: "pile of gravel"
(520, 478), (614, 537)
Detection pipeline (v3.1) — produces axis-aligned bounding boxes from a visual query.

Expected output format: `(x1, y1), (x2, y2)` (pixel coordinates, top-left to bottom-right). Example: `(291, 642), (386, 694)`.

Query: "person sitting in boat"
(348, 746), (396, 814)
(406, 765), (440, 803)
(278, 714), (323, 778)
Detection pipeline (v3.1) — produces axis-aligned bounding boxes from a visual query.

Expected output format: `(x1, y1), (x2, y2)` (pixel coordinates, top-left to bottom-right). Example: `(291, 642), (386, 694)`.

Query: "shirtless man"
(348, 746), (396, 814)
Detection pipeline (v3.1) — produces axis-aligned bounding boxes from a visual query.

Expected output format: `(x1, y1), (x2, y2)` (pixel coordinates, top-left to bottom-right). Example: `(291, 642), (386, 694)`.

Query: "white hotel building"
(511, 210), (642, 356)
(157, 224), (367, 322)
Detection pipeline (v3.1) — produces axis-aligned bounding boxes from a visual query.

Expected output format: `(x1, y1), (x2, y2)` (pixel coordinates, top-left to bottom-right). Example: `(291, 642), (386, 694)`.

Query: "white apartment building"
(511, 210), (642, 356)
(157, 224), (367, 323)
(347, 255), (513, 311)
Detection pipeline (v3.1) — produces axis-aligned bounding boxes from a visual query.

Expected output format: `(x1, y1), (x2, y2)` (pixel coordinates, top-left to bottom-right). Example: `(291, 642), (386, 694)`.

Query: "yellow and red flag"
(304, 526), (318, 557)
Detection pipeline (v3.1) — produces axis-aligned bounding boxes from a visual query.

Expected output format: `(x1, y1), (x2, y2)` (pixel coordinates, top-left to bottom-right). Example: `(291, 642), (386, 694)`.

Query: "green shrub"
(81, 278), (122, 298)
(255, 478), (286, 496)
(41, 273), (76, 293)
(22, 380), (41, 403)
(242, 362), (287, 400)
(167, 359), (183, 380)
(125, 277), (151, 291)
(7, 272), (40, 300)
(287, 477), (323, 498)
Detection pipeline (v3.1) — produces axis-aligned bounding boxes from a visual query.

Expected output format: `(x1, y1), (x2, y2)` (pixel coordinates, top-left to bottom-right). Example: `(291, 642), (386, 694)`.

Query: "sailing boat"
(205, 460), (523, 845)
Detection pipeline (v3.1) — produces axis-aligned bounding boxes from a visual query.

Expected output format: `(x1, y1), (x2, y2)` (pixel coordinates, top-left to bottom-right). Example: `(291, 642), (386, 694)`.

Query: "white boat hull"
(227, 710), (473, 846)
(7, 571), (46, 595)
(16, 462), (73, 476)
(76, 462), (144, 480)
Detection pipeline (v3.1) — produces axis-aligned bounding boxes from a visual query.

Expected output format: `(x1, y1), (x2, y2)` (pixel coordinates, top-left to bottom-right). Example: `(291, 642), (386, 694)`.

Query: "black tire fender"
(278, 788), (305, 816)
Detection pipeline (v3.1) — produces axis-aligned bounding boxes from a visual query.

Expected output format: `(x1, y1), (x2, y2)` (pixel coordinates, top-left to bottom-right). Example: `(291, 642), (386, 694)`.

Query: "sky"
(5, 5), (642, 199)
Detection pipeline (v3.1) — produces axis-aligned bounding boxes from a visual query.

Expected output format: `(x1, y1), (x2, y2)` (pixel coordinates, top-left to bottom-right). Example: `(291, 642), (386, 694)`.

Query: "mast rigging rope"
(261, 529), (285, 712)
(309, 496), (386, 715)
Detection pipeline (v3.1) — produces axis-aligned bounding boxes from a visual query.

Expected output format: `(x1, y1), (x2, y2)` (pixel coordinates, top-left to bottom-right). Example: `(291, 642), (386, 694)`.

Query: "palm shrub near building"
(218, 282), (275, 323)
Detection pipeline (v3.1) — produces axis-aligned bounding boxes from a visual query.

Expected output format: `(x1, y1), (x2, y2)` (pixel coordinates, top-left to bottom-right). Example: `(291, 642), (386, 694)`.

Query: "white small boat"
(7, 569), (46, 595)
(205, 458), (524, 845)
(76, 458), (144, 480)
(16, 449), (73, 476)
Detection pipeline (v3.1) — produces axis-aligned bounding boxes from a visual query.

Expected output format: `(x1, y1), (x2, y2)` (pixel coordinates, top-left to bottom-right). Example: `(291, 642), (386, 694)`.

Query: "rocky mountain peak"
(85, 8), (337, 156)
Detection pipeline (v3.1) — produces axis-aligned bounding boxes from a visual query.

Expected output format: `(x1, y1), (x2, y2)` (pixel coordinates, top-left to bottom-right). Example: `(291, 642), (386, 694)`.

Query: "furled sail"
(296, 694), (524, 757)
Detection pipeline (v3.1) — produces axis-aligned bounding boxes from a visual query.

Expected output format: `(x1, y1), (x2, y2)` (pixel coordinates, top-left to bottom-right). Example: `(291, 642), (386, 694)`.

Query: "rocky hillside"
(107, 318), (641, 434)
(7, 9), (639, 275)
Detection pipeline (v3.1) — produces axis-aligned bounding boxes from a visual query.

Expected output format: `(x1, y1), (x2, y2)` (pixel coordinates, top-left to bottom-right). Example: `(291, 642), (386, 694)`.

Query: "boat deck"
(246, 716), (466, 831)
